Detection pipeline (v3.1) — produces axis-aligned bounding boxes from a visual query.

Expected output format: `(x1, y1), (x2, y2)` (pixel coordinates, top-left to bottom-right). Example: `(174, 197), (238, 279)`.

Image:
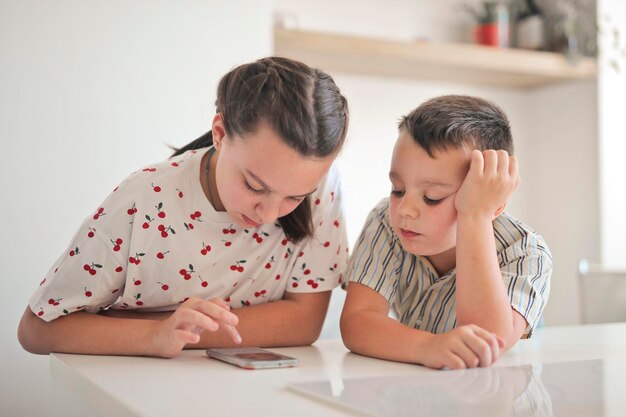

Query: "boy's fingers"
(482, 149), (498, 175)
(496, 150), (509, 175)
(470, 149), (484, 175)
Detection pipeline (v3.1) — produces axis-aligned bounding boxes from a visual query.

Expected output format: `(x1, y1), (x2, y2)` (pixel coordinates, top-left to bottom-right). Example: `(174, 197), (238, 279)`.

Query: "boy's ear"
(211, 113), (226, 150)
(494, 203), (507, 219)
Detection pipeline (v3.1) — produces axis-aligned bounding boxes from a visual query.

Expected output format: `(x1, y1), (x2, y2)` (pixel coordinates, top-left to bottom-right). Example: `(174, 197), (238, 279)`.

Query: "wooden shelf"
(274, 28), (597, 88)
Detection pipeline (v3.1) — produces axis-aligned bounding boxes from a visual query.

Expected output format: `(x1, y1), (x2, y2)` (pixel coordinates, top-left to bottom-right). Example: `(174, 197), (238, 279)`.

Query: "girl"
(18, 57), (349, 358)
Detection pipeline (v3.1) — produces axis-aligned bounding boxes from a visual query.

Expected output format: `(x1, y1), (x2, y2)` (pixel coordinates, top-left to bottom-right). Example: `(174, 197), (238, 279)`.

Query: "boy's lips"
(399, 228), (421, 239)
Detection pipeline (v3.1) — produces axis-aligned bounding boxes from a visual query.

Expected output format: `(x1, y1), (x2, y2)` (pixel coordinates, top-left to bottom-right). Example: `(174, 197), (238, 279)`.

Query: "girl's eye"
(290, 196), (305, 203)
(245, 181), (264, 194)
(423, 196), (442, 205)
(390, 189), (405, 197)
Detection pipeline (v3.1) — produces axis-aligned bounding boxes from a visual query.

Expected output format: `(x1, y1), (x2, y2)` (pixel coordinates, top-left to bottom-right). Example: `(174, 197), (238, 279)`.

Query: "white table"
(50, 323), (626, 417)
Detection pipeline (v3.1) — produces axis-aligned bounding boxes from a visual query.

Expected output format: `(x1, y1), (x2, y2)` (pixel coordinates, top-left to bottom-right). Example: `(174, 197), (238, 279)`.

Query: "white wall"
(598, 0), (626, 268)
(276, 0), (599, 330)
(0, 1), (272, 416)
(0, 0), (604, 414)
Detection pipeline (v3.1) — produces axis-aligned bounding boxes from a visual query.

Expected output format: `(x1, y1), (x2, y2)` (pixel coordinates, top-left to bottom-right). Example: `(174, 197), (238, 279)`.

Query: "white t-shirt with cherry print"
(29, 147), (349, 321)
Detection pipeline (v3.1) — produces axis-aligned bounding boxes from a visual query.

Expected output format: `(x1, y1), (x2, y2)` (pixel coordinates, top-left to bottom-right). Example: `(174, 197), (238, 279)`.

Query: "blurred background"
(1, 0), (624, 415)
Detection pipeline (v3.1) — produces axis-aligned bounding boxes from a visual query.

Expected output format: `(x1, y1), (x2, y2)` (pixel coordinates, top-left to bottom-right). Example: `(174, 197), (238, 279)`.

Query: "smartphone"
(205, 347), (299, 370)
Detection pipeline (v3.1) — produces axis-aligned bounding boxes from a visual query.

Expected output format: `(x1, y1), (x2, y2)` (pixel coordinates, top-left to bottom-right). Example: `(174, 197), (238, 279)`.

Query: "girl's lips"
(242, 214), (261, 228)
(400, 228), (420, 239)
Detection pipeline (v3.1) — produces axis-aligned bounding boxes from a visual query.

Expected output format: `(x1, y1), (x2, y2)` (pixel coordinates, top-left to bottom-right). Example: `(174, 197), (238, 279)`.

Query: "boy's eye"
(423, 196), (442, 205)
(245, 181), (264, 194)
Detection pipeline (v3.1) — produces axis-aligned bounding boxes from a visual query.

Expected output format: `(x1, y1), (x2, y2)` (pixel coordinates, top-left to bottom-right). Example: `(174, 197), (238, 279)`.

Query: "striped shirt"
(347, 198), (552, 338)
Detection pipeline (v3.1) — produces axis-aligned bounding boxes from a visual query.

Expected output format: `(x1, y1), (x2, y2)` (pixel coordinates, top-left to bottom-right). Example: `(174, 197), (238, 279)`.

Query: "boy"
(340, 95), (551, 370)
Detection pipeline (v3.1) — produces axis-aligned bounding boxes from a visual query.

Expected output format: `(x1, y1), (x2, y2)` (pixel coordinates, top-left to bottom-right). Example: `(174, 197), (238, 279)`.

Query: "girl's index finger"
(196, 300), (239, 326)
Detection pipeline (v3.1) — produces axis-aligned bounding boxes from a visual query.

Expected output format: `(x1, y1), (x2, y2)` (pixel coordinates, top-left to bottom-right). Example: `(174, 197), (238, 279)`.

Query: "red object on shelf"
(474, 23), (509, 48)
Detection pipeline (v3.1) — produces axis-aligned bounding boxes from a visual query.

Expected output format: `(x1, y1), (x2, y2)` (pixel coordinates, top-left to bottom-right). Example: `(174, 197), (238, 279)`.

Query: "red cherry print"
(48, 298), (54, 304)
(229, 228), (236, 234)
(222, 228), (229, 234)
(93, 207), (106, 220)
(275, 274), (281, 280)
(179, 265), (195, 280)
(134, 294), (143, 305)
(37, 310), (44, 317)
(225, 296), (231, 303)
(83, 264), (90, 271)
(69, 246), (79, 256)
(323, 241), (330, 247)
(241, 300), (250, 307)
(134, 278), (141, 286)
(312, 283), (319, 289)
(281, 239), (288, 246)
(315, 198), (321, 205)
(158, 212), (165, 218)
(115, 266), (123, 272)
(200, 243), (211, 255)
(156, 251), (169, 259)
(330, 191), (335, 202)
(88, 269), (96, 276)
(292, 282), (299, 288)
(230, 260), (246, 272)
(136, 301), (143, 306)
(291, 277), (300, 288)
(158, 225), (175, 238)
(198, 276), (209, 288)
(171, 162), (179, 167)
(127, 203), (137, 215)
(158, 282), (169, 291)
(151, 183), (161, 192)
(224, 241), (232, 247)
(84, 287), (92, 297)
(201, 281), (208, 287)
(155, 202), (165, 218)
(298, 251), (304, 257)
(87, 228), (96, 238)
(254, 292), (260, 297)
(333, 220), (340, 227)
(265, 263), (271, 269)
(142, 167), (156, 172)
(307, 279), (314, 285)
(158, 224), (165, 231)
(176, 188), (184, 198)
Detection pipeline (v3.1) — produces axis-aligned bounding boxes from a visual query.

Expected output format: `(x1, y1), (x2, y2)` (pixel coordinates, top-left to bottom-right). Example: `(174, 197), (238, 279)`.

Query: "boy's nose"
(398, 198), (420, 219)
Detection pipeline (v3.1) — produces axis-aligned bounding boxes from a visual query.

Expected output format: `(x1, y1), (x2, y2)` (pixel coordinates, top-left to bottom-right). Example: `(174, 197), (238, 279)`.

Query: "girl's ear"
(211, 113), (226, 150)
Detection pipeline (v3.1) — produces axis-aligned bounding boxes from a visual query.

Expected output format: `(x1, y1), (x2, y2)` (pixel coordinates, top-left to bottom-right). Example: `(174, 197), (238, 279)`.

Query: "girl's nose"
(255, 198), (281, 225)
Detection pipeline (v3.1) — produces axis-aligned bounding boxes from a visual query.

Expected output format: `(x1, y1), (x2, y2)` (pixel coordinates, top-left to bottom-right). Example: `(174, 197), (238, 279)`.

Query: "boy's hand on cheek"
(455, 149), (519, 219)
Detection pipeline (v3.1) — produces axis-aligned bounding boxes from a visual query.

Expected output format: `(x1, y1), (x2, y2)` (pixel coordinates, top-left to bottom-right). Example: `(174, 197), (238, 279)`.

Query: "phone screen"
(206, 347), (299, 370)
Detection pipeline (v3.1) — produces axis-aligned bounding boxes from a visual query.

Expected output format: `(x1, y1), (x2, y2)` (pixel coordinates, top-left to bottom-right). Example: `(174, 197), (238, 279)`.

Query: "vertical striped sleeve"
(496, 216), (552, 337)
(347, 200), (402, 304)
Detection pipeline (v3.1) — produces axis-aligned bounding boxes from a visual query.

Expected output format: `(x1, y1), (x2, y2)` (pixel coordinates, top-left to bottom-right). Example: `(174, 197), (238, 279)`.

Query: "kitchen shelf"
(274, 28), (597, 88)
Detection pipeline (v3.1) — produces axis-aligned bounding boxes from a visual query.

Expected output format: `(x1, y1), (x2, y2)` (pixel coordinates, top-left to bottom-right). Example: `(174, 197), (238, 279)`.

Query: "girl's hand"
(419, 324), (505, 369)
(149, 297), (240, 358)
(455, 150), (519, 219)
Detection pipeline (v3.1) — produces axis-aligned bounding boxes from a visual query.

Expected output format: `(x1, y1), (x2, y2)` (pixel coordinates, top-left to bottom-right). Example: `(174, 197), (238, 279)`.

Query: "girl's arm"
(340, 283), (503, 369)
(103, 291), (332, 348)
(17, 297), (240, 358)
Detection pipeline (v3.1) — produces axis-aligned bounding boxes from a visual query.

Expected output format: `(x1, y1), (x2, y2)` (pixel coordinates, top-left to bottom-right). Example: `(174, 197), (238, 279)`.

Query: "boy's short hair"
(398, 95), (513, 156)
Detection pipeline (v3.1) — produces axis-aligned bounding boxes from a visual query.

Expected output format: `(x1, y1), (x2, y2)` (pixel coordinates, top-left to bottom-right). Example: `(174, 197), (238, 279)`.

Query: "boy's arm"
(454, 150), (526, 349)
(340, 282), (503, 369)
